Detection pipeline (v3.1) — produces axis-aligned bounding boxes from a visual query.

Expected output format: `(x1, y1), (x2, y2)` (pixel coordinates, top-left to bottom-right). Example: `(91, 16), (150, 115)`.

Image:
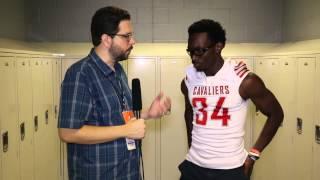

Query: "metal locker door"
(31, 58), (47, 180)
(43, 58), (59, 180)
(293, 57), (316, 180)
(272, 58), (297, 180)
(159, 57), (189, 180)
(252, 57), (278, 180)
(313, 55), (320, 180)
(16, 57), (35, 180)
(52, 58), (63, 180)
(0, 57), (20, 180)
(127, 57), (157, 180)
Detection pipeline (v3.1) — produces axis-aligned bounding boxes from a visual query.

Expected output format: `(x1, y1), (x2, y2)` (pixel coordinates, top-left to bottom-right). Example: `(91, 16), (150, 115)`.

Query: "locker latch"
(2, 131), (8, 152)
(20, 122), (25, 141)
(55, 105), (58, 119)
(34, 116), (38, 132)
(297, 117), (303, 134)
(45, 110), (49, 124)
(316, 125), (320, 144)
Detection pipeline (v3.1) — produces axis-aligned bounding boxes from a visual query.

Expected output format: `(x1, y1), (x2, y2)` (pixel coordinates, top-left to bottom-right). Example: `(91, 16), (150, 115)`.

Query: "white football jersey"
(185, 60), (250, 169)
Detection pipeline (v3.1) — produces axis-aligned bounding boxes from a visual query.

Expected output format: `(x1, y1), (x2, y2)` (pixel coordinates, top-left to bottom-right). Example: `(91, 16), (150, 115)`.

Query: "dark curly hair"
(188, 19), (226, 44)
(91, 6), (130, 46)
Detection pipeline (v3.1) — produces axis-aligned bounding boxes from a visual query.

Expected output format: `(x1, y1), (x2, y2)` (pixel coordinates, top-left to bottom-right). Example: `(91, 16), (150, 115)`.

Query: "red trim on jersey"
(234, 61), (245, 70)
(239, 69), (249, 78)
(234, 61), (249, 78)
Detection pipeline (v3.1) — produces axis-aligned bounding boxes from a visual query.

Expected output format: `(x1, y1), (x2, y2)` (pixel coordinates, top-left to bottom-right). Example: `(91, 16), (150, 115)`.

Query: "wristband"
(248, 148), (261, 161)
(249, 148), (261, 157)
(248, 154), (260, 161)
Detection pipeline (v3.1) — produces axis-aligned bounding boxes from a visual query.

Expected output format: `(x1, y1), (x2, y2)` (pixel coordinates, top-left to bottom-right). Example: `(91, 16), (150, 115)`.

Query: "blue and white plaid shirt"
(58, 49), (140, 180)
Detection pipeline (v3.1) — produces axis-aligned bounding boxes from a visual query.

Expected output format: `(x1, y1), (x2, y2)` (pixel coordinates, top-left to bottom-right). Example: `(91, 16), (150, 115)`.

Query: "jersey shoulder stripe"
(234, 61), (249, 78)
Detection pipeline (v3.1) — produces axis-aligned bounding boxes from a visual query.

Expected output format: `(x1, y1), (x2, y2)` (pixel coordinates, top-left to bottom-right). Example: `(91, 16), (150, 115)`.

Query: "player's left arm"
(239, 72), (284, 176)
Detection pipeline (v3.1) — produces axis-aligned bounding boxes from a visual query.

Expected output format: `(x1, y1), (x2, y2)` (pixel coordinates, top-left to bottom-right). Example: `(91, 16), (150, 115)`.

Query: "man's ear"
(215, 42), (225, 54)
(101, 34), (113, 48)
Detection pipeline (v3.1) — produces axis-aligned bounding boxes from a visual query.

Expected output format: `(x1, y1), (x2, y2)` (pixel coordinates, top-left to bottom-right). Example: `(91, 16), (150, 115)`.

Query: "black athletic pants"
(179, 160), (249, 180)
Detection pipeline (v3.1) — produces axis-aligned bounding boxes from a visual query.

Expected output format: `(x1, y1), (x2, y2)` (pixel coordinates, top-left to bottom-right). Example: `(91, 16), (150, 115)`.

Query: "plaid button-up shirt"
(58, 49), (140, 180)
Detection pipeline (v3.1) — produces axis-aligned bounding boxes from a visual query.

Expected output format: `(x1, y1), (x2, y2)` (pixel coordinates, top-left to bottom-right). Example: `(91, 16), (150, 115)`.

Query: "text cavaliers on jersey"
(192, 85), (230, 96)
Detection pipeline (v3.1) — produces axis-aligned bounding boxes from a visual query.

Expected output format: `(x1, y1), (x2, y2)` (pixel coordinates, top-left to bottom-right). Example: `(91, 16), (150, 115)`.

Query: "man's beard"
(110, 44), (133, 62)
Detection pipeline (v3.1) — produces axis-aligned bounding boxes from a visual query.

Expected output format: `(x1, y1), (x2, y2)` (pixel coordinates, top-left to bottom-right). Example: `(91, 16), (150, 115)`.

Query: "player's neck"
(204, 57), (224, 76)
(94, 46), (116, 71)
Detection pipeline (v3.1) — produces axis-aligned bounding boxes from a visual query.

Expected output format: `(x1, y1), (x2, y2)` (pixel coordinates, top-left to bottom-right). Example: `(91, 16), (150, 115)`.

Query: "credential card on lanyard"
(122, 111), (136, 150)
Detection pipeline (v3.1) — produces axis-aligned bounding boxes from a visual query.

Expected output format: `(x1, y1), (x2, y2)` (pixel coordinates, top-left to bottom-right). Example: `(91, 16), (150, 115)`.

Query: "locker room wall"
(283, 0), (320, 42)
(25, 0), (283, 43)
(0, 0), (25, 40)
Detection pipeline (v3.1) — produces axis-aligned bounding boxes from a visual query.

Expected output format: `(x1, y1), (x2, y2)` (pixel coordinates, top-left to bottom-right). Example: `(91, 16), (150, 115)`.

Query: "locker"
(159, 57), (189, 180)
(252, 57), (279, 180)
(52, 58), (63, 179)
(31, 58), (48, 180)
(16, 57), (34, 180)
(313, 54), (320, 180)
(293, 57), (316, 180)
(0, 56), (2, 180)
(44, 58), (59, 180)
(0, 57), (20, 180)
(271, 57), (296, 180)
(127, 57), (158, 180)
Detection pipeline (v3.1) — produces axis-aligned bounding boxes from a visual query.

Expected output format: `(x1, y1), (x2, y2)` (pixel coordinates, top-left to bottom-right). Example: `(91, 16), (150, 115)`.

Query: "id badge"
(122, 111), (136, 150)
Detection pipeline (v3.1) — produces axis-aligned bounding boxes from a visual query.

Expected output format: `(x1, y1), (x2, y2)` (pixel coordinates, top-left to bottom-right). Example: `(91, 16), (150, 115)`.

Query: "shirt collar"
(89, 48), (122, 77)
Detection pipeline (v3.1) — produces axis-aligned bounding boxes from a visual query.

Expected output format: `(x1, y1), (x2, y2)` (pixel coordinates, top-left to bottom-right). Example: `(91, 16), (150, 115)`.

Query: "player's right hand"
(124, 118), (146, 139)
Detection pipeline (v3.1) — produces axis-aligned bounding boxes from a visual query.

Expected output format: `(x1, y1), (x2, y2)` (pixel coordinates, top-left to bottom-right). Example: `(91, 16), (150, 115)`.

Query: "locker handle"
(20, 122), (25, 141)
(45, 110), (49, 124)
(316, 125), (320, 144)
(297, 117), (303, 134)
(34, 116), (38, 132)
(304, 62), (308, 66)
(2, 131), (8, 152)
(55, 105), (58, 119)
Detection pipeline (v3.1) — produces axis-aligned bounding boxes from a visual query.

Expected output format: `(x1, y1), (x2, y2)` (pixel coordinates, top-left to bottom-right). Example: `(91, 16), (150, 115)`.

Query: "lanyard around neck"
(107, 72), (126, 111)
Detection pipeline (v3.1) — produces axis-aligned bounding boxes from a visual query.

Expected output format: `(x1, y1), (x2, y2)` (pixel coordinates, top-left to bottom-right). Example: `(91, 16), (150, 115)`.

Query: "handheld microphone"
(132, 78), (145, 180)
(132, 78), (142, 119)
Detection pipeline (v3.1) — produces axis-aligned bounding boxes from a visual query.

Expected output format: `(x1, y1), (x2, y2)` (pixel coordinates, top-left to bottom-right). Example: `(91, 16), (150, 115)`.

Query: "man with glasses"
(179, 19), (283, 180)
(58, 6), (171, 180)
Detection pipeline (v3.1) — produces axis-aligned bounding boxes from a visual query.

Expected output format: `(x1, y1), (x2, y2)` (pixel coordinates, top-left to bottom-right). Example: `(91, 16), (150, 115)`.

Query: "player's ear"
(215, 42), (225, 54)
(101, 34), (113, 48)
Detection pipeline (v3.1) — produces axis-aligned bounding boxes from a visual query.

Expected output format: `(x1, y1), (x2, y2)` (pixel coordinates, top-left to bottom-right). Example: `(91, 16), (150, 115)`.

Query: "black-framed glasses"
(186, 45), (214, 57)
(110, 33), (134, 42)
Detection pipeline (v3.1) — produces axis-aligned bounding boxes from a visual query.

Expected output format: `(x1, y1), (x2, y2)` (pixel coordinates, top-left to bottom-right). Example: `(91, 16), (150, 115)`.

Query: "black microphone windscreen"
(132, 78), (142, 111)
